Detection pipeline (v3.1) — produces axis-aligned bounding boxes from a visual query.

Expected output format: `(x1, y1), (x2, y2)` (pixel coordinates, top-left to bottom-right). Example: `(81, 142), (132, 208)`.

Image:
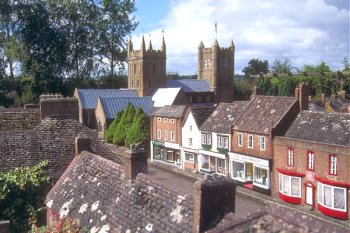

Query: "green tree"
(0, 161), (50, 233)
(242, 58), (269, 78)
(302, 61), (331, 73)
(113, 103), (135, 145)
(98, 0), (138, 76)
(272, 57), (294, 74)
(125, 107), (149, 147)
(104, 111), (123, 143)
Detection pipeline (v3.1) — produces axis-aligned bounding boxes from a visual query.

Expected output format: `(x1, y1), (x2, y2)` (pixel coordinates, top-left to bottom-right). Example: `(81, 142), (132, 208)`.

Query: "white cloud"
(132, 0), (349, 74)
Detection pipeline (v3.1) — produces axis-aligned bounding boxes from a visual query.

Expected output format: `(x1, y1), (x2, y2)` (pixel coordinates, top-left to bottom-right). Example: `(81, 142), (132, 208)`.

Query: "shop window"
(259, 136), (265, 150)
(217, 158), (225, 175)
(200, 154), (225, 175)
(170, 131), (175, 142)
(232, 161), (245, 180)
(248, 134), (253, 148)
(254, 166), (268, 187)
(237, 133), (243, 147)
(279, 173), (301, 197)
(185, 153), (194, 163)
(188, 138), (193, 146)
(287, 148), (294, 166)
(317, 182), (346, 211)
(154, 147), (164, 160)
(174, 152), (181, 165)
(200, 154), (209, 170)
(164, 130), (168, 141)
(307, 151), (314, 170)
(157, 129), (161, 140)
(166, 151), (174, 162)
(329, 155), (337, 175)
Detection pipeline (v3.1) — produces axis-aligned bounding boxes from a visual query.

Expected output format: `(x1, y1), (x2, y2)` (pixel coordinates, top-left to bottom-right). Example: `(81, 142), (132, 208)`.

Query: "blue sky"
(132, 0), (349, 75)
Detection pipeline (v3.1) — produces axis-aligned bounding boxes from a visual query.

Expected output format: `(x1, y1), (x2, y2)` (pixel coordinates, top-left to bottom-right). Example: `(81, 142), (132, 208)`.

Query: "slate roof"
(152, 88), (182, 107)
(46, 151), (194, 233)
(0, 116), (122, 179)
(200, 102), (249, 134)
(151, 105), (187, 118)
(284, 111), (350, 146)
(100, 96), (154, 119)
(166, 79), (211, 93)
(233, 96), (297, 135)
(209, 203), (349, 233)
(77, 89), (138, 109)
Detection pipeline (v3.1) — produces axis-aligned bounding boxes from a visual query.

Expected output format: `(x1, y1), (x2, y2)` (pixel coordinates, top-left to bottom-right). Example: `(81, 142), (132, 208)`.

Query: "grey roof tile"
(46, 152), (193, 232)
(100, 97), (154, 119)
(233, 96), (297, 135)
(165, 79), (211, 93)
(200, 102), (249, 134)
(285, 111), (350, 146)
(151, 105), (187, 118)
(77, 89), (138, 109)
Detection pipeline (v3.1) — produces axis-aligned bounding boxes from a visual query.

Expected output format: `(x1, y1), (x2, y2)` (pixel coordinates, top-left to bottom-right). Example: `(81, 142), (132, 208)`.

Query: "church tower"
(128, 36), (166, 96)
(198, 39), (235, 102)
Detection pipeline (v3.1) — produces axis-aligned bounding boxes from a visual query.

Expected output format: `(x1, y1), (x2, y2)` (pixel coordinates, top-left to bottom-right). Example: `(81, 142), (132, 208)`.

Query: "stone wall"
(0, 108), (40, 131)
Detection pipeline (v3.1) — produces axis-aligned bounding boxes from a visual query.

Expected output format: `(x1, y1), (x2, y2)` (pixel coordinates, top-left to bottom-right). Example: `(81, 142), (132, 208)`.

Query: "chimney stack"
(251, 87), (260, 99)
(193, 176), (236, 233)
(114, 145), (148, 180)
(40, 95), (79, 120)
(295, 84), (310, 111)
(75, 135), (91, 156)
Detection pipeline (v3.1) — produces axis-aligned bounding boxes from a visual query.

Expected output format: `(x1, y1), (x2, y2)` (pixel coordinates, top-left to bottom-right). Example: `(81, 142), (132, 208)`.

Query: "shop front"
(276, 168), (304, 205)
(181, 148), (199, 172)
(316, 177), (349, 220)
(198, 150), (226, 176)
(229, 152), (271, 192)
(152, 141), (181, 167)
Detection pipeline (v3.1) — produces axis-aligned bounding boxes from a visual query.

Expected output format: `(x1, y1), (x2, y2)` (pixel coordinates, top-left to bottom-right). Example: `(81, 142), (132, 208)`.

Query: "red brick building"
(229, 95), (300, 194)
(150, 105), (187, 167)
(274, 111), (350, 220)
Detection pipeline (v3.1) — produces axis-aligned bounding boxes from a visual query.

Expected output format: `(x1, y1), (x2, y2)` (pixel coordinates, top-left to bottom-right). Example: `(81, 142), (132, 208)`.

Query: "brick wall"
(273, 137), (350, 218)
(0, 108), (40, 131)
(40, 98), (79, 120)
(231, 131), (272, 159)
(151, 116), (182, 144)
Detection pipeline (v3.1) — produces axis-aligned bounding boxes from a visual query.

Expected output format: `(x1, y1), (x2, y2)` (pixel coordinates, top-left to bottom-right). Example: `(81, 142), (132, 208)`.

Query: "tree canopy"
(242, 58), (269, 77)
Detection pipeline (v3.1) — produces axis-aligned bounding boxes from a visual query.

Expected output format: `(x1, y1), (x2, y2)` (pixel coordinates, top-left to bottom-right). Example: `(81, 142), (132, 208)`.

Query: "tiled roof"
(152, 88), (182, 107)
(233, 96), (297, 135)
(151, 105), (187, 118)
(210, 203), (349, 233)
(200, 102), (249, 134)
(190, 106), (215, 128)
(284, 111), (350, 146)
(100, 97), (154, 119)
(46, 151), (194, 232)
(77, 89), (138, 109)
(0, 116), (122, 179)
(166, 79), (211, 93)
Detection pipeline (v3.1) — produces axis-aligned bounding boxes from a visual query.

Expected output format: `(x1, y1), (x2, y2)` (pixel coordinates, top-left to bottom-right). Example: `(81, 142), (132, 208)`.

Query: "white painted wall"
(181, 112), (201, 150)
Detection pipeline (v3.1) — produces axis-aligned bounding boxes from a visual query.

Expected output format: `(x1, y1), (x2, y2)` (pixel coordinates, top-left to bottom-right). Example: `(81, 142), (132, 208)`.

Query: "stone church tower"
(198, 39), (235, 103)
(127, 36), (166, 97)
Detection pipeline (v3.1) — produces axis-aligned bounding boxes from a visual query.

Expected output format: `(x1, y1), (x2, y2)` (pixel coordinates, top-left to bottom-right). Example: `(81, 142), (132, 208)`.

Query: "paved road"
(148, 165), (266, 217)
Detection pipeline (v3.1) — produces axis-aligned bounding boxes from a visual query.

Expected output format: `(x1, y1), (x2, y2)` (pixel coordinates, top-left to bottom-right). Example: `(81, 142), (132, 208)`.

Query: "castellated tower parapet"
(128, 36), (166, 97)
(198, 39), (235, 103)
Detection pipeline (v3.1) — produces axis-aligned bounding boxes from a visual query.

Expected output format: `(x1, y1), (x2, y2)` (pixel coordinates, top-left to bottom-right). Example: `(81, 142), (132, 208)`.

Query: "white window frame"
(329, 155), (337, 175)
(157, 117), (161, 122)
(217, 135), (228, 149)
(237, 133), (243, 147)
(184, 153), (194, 163)
(188, 138), (193, 146)
(279, 173), (301, 198)
(287, 148), (294, 166)
(164, 130), (168, 141)
(248, 134), (253, 149)
(164, 118), (168, 122)
(207, 134), (212, 145)
(170, 119), (175, 123)
(317, 182), (347, 211)
(307, 151), (314, 170)
(201, 133), (207, 144)
(157, 129), (161, 140)
(170, 131), (175, 142)
(189, 125), (192, 131)
(259, 136), (265, 151)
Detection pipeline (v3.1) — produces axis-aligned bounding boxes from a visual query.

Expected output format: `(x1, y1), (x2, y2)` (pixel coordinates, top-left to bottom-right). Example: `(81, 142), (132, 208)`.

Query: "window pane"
(217, 158), (225, 175)
(185, 153), (194, 162)
(324, 186), (332, 207)
(210, 157), (216, 171)
(291, 178), (300, 196)
(233, 161), (245, 179)
(334, 188), (345, 210)
(318, 183), (323, 204)
(201, 154), (209, 169)
(254, 167), (268, 186)
(283, 175), (290, 194)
